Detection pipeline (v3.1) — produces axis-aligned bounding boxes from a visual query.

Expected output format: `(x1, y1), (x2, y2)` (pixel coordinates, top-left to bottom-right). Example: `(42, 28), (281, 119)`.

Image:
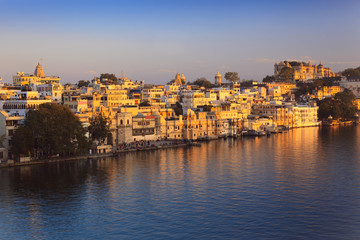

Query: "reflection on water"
(1, 127), (360, 239)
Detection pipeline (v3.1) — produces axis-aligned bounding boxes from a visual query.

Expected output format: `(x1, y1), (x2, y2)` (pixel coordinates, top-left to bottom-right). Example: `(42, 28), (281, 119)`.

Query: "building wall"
(116, 112), (133, 143)
(274, 61), (335, 81)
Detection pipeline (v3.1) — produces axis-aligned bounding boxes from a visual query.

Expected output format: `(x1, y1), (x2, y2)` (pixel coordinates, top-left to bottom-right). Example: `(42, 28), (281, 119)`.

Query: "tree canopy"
(100, 73), (118, 84)
(262, 75), (275, 83)
(172, 102), (183, 116)
(224, 72), (240, 83)
(88, 113), (110, 143)
(279, 67), (294, 82)
(190, 77), (215, 88)
(318, 90), (357, 120)
(295, 78), (339, 99)
(342, 67), (360, 78)
(11, 103), (89, 159)
(78, 80), (90, 88)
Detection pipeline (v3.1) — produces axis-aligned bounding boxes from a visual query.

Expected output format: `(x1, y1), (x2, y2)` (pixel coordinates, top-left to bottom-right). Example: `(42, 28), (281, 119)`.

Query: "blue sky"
(1, 0), (359, 84)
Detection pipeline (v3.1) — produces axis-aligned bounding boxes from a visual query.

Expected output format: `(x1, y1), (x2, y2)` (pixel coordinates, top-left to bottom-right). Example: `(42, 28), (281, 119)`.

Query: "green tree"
(342, 67), (360, 78)
(88, 113), (110, 143)
(78, 80), (90, 88)
(10, 126), (33, 157)
(262, 75), (275, 83)
(100, 73), (118, 84)
(241, 79), (257, 87)
(191, 77), (215, 88)
(279, 67), (294, 82)
(224, 72), (240, 83)
(64, 83), (72, 88)
(294, 82), (313, 99)
(172, 102), (183, 116)
(294, 78), (339, 99)
(318, 90), (356, 120)
(11, 103), (89, 159)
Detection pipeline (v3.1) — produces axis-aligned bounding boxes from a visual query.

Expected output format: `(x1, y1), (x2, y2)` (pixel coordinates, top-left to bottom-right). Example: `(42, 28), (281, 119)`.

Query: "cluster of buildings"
(0, 60), (357, 162)
(274, 60), (335, 81)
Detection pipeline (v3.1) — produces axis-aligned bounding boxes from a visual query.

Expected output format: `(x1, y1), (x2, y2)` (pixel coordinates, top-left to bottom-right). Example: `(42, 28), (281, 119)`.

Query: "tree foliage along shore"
(11, 103), (89, 159)
(318, 90), (357, 120)
(88, 113), (111, 143)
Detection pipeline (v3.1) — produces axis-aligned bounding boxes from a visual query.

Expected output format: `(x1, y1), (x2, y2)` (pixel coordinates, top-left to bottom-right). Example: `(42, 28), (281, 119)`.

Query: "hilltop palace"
(274, 60), (335, 82)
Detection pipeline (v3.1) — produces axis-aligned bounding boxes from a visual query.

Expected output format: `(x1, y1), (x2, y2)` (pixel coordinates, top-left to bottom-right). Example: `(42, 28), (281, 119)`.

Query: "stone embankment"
(0, 141), (201, 168)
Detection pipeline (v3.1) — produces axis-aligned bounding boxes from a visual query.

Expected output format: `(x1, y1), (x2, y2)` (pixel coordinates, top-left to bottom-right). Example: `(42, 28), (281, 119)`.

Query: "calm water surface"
(1, 126), (360, 239)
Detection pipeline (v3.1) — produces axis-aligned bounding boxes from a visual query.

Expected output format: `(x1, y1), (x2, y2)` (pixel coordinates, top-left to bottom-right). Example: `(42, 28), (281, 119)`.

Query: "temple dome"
(174, 73), (183, 86)
(34, 61), (45, 78)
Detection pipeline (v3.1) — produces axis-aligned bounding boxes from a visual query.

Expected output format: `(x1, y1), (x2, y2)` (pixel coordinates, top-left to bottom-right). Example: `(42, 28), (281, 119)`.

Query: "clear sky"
(1, 0), (360, 84)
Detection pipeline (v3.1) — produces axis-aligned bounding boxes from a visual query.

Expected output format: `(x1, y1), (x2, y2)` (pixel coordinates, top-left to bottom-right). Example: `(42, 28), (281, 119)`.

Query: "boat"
(257, 130), (266, 136)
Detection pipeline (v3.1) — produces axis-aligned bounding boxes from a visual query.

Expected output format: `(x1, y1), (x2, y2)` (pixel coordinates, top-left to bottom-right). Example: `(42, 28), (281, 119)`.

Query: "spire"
(215, 70), (222, 85)
(181, 73), (186, 83)
(34, 59), (45, 78)
(174, 73), (183, 86)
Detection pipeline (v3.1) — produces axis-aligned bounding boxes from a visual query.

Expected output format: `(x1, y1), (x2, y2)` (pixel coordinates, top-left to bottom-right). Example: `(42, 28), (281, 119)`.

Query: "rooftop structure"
(13, 60), (61, 86)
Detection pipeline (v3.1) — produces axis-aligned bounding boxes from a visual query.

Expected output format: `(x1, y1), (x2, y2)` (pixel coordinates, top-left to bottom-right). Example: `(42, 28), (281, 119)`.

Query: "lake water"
(1, 126), (360, 239)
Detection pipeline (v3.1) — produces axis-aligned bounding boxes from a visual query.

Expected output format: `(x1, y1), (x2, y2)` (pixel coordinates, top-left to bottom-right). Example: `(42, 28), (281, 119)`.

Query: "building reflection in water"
(0, 126), (360, 238)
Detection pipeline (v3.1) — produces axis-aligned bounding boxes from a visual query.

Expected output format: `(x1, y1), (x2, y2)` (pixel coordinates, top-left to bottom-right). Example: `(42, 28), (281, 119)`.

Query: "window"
(8, 130), (14, 136)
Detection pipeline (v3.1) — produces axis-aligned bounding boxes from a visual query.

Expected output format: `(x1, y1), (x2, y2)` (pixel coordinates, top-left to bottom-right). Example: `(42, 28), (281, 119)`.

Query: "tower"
(174, 73), (183, 86)
(116, 112), (133, 143)
(181, 74), (186, 84)
(34, 59), (45, 78)
(215, 71), (222, 85)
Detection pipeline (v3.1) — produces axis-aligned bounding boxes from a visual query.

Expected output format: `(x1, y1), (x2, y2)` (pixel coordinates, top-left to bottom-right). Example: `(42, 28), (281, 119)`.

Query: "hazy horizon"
(1, 0), (360, 84)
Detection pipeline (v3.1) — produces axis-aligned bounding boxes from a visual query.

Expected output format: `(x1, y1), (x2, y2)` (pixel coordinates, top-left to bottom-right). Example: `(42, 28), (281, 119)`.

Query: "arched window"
(120, 120), (123, 125)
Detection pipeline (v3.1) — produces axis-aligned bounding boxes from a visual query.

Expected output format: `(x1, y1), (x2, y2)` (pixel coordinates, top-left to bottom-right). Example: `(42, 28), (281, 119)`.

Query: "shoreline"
(1, 122), (356, 169)
(0, 142), (201, 169)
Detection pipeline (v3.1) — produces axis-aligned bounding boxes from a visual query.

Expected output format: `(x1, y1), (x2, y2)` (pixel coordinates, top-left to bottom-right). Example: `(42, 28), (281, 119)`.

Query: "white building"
(0, 111), (25, 162)
(339, 77), (360, 98)
(35, 83), (63, 101)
